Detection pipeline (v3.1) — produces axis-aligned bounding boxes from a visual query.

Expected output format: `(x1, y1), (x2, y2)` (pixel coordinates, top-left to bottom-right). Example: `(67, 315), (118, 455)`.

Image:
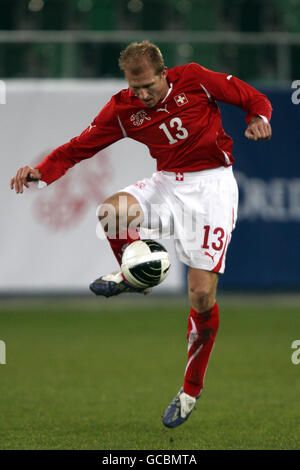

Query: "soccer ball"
(121, 239), (171, 289)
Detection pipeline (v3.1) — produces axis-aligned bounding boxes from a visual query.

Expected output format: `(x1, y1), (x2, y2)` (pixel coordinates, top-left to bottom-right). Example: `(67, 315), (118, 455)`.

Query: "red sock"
(183, 302), (220, 397)
(107, 229), (140, 266)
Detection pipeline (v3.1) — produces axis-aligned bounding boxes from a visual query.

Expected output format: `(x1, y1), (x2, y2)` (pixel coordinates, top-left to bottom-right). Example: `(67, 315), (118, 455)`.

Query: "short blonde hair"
(119, 40), (165, 75)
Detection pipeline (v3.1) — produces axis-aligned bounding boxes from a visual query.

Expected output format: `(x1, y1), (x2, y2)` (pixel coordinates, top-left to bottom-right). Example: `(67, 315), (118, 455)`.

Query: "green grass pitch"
(0, 295), (299, 450)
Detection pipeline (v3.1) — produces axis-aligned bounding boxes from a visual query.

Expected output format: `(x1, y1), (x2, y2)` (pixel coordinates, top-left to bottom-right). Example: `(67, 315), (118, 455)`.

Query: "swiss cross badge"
(174, 93), (188, 106)
(176, 172), (184, 181)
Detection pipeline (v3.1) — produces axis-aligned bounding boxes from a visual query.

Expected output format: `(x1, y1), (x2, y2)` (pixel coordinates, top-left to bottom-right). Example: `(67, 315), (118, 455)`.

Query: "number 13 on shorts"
(201, 224), (230, 273)
(202, 225), (225, 251)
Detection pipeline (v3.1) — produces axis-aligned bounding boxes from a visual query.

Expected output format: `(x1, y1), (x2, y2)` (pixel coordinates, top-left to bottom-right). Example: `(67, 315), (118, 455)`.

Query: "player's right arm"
(10, 97), (123, 194)
(10, 166), (41, 194)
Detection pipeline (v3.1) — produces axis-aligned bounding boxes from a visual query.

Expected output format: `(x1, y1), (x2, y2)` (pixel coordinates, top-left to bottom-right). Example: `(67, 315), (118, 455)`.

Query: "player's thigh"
(118, 174), (173, 237)
(98, 192), (144, 233)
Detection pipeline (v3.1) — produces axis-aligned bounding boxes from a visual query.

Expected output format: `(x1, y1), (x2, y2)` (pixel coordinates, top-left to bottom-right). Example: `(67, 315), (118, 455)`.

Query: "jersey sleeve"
(35, 97), (123, 185)
(189, 62), (272, 124)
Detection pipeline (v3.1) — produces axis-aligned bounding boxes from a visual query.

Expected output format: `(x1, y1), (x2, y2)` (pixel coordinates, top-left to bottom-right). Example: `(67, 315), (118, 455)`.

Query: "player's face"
(125, 65), (169, 108)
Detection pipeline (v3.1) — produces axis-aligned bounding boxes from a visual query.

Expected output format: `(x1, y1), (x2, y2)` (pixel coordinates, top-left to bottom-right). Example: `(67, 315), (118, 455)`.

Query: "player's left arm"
(244, 115), (272, 141)
(189, 63), (273, 141)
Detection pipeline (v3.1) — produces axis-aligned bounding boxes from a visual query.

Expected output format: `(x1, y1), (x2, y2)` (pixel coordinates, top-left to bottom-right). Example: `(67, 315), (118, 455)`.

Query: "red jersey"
(36, 63), (272, 185)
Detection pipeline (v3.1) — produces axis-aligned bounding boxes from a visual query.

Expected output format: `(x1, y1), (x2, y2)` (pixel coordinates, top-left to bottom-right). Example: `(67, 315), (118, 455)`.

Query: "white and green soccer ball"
(121, 240), (171, 289)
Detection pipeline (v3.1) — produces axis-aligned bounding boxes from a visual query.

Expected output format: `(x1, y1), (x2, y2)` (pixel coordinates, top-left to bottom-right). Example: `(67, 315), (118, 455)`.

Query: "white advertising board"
(0, 80), (184, 293)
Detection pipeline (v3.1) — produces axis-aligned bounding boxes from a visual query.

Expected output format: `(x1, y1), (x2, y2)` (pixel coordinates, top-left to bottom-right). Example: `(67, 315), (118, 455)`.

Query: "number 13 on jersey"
(159, 118), (189, 145)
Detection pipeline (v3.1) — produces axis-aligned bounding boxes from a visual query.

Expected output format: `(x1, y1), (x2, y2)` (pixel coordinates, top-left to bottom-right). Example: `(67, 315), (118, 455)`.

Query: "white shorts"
(119, 166), (239, 273)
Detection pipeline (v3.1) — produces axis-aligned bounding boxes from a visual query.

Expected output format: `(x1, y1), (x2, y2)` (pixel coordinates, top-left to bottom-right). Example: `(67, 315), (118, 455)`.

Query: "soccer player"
(10, 41), (272, 428)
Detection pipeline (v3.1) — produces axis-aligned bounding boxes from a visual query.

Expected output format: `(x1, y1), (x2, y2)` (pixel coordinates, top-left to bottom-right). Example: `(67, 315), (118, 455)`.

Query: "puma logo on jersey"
(156, 104), (169, 114)
(130, 110), (151, 126)
(227, 75), (232, 80)
(204, 252), (216, 262)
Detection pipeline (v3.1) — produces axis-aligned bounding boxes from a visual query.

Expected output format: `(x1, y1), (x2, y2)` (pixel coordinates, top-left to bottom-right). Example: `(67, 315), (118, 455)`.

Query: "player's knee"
(189, 284), (211, 302)
(97, 195), (123, 234)
(188, 284), (214, 312)
(97, 193), (142, 235)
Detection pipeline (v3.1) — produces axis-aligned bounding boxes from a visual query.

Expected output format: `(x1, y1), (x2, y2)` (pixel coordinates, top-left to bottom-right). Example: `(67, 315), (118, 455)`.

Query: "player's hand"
(245, 116), (272, 141)
(10, 166), (41, 194)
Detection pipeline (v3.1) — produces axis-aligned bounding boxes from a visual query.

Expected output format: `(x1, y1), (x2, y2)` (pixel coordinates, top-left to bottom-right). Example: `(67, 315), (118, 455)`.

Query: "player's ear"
(161, 67), (168, 79)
